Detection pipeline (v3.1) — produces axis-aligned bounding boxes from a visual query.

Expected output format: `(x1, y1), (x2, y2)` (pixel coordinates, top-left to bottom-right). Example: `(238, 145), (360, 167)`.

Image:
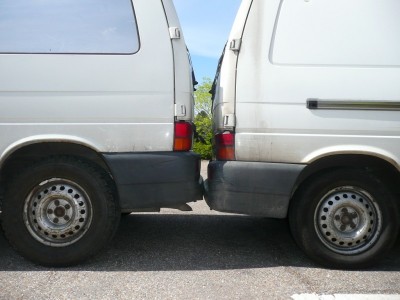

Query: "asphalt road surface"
(0, 161), (399, 299)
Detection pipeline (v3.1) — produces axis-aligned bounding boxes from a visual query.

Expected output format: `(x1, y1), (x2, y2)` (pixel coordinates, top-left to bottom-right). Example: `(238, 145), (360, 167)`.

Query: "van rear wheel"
(2, 157), (120, 267)
(289, 169), (399, 269)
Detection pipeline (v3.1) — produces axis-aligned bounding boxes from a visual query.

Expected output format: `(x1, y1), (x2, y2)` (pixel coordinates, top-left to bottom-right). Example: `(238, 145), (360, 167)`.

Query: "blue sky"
(173, 0), (242, 83)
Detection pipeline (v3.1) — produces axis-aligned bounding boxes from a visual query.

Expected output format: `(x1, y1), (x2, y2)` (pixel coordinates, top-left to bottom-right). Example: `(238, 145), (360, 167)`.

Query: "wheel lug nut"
(335, 215), (340, 221)
(53, 218), (59, 223)
(54, 200), (60, 206)
(65, 204), (71, 210)
(47, 209), (53, 214)
(64, 215), (70, 221)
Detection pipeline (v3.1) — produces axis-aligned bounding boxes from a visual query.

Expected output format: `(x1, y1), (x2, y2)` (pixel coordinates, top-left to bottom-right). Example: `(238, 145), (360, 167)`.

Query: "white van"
(0, 0), (202, 266)
(206, 0), (400, 268)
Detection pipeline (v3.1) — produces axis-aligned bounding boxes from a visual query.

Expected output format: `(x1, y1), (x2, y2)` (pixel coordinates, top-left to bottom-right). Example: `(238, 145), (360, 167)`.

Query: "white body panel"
(212, 0), (253, 131)
(0, 0), (193, 163)
(162, 0), (195, 122)
(214, 0), (400, 169)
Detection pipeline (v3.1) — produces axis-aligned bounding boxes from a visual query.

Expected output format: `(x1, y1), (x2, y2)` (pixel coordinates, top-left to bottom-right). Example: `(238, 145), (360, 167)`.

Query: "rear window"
(0, 0), (139, 54)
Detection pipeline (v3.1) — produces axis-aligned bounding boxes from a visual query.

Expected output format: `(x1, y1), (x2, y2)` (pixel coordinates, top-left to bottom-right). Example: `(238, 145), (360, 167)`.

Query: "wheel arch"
(0, 138), (116, 199)
(291, 153), (400, 203)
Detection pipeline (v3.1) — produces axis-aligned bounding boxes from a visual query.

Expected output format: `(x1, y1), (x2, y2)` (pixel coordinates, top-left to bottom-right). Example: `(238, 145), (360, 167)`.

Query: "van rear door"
(211, 0), (253, 133)
(161, 0), (195, 122)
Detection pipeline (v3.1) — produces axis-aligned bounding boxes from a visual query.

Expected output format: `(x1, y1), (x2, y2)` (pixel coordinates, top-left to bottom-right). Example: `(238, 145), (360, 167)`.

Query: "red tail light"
(174, 121), (193, 151)
(215, 132), (235, 160)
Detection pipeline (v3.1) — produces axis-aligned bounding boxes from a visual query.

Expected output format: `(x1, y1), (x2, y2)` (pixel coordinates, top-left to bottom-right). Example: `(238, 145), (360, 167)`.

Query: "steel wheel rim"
(23, 178), (93, 247)
(314, 186), (382, 255)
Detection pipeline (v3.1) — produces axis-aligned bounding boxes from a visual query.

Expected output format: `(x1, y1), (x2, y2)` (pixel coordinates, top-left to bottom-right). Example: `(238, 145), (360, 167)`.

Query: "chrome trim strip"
(307, 99), (400, 111)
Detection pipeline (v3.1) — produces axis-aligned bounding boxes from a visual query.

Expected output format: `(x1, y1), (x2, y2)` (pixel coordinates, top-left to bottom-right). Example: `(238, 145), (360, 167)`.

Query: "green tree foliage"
(194, 78), (212, 116)
(193, 78), (213, 159)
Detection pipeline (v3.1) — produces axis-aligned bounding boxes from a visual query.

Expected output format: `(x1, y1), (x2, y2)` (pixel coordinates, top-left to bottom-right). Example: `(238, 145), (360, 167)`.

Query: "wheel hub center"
(54, 206), (66, 217)
(334, 207), (359, 232)
(341, 215), (351, 224)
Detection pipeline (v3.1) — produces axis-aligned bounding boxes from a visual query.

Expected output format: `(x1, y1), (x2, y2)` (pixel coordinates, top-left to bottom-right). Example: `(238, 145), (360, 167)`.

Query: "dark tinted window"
(0, 0), (139, 54)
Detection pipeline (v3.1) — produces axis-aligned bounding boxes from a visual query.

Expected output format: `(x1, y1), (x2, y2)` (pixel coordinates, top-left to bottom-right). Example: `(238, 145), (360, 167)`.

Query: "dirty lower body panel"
(205, 160), (305, 218)
(103, 152), (203, 210)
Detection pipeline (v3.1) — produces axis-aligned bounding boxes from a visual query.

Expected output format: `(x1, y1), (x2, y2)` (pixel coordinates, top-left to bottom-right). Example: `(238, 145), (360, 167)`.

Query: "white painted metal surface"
(162, 0), (195, 122)
(0, 0), (193, 164)
(214, 0), (400, 169)
(212, 0), (253, 131)
(272, 0), (400, 66)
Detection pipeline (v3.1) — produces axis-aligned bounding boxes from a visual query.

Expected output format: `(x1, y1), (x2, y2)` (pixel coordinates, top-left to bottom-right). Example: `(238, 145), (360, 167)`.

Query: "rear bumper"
(205, 160), (305, 218)
(103, 152), (203, 210)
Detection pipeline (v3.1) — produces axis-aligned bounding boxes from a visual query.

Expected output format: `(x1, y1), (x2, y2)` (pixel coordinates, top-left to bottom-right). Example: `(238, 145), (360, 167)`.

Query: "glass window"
(0, 0), (139, 54)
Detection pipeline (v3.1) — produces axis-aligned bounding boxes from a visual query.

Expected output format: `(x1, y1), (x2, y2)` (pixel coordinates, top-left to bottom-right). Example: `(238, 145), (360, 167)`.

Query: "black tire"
(289, 169), (399, 269)
(2, 156), (120, 267)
